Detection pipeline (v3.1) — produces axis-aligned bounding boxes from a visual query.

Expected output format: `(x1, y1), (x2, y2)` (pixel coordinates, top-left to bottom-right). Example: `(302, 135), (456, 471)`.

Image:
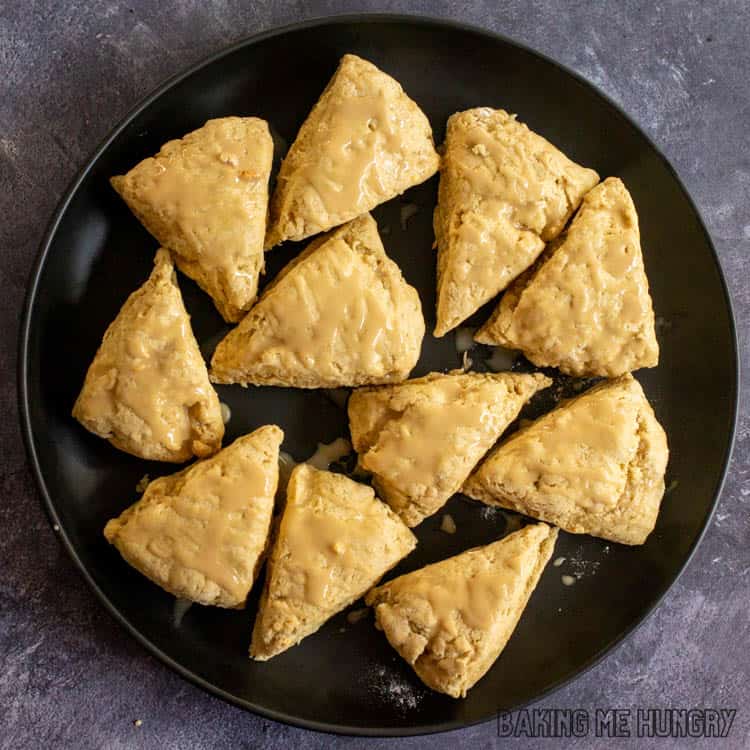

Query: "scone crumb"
(220, 402), (232, 424)
(346, 608), (369, 625)
(561, 575), (576, 586)
(53, 524), (60, 532)
(440, 513), (457, 534)
(134, 719), (143, 728)
(553, 556), (566, 567)
(135, 474), (150, 493)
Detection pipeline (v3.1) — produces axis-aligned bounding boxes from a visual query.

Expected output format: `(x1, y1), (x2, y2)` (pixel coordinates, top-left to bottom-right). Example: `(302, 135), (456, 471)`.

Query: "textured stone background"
(1, 1), (748, 748)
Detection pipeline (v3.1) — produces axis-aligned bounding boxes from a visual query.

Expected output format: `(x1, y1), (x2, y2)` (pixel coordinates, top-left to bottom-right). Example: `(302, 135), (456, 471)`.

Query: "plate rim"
(17, 12), (740, 738)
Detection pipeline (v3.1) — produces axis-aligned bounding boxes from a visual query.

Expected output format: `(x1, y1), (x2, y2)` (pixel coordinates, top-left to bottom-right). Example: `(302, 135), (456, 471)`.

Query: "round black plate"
(19, 15), (738, 737)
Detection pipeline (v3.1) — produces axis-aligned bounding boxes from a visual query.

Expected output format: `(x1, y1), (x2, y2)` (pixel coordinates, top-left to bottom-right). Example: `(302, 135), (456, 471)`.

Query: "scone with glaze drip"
(348, 371), (551, 527)
(463, 375), (668, 545)
(111, 117), (273, 322)
(475, 177), (659, 376)
(265, 54), (439, 248)
(210, 213), (425, 388)
(250, 463), (416, 660)
(73, 248), (224, 463)
(434, 108), (599, 337)
(104, 425), (283, 608)
(366, 523), (558, 698)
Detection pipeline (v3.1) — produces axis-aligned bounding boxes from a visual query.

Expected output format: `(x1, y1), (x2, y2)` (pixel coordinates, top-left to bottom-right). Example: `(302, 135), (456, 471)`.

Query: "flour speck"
(565, 545), (602, 579)
(368, 665), (422, 712)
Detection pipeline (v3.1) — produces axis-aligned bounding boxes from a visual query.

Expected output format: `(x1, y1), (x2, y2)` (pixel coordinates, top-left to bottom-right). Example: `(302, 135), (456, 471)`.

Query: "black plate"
(19, 15), (738, 736)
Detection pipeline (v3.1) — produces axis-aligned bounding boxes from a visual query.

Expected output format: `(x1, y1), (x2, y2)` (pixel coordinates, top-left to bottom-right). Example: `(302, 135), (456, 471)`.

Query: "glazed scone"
(434, 108), (599, 336)
(250, 464), (416, 660)
(104, 425), (283, 608)
(72, 249), (223, 463)
(210, 214), (425, 388)
(265, 54), (439, 248)
(349, 371), (551, 527)
(366, 523), (558, 698)
(111, 117), (273, 322)
(475, 177), (659, 376)
(463, 375), (668, 545)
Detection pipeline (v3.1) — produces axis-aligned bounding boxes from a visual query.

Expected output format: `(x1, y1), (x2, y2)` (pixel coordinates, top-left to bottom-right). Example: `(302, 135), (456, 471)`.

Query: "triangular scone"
(111, 117), (273, 322)
(73, 249), (224, 463)
(475, 178), (659, 376)
(104, 425), (283, 608)
(210, 214), (425, 388)
(463, 375), (669, 545)
(265, 54), (439, 248)
(250, 464), (416, 660)
(434, 108), (599, 336)
(366, 523), (558, 698)
(349, 371), (551, 527)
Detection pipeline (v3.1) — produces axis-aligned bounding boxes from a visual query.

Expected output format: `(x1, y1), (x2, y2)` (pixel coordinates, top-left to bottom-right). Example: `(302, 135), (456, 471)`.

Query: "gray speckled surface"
(1, 1), (748, 748)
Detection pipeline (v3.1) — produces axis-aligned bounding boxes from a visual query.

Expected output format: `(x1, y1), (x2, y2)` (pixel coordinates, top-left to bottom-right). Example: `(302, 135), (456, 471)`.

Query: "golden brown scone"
(434, 108), (599, 336)
(104, 425), (283, 608)
(250, 464), (416, 660)
(475, 177), (659, 376)
(72, 249), (223, 463)
(210, 214), (425, 388)
(463, 375), (668, 545)
(111, 117), (273, 322)
(366, 523), (558, 698)
(349, 371), (551, 527)
(265, 54), (439, 248)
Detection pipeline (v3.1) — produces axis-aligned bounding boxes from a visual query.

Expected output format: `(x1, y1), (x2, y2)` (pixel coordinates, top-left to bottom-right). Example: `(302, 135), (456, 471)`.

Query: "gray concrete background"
(1, 1), (748, 748)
